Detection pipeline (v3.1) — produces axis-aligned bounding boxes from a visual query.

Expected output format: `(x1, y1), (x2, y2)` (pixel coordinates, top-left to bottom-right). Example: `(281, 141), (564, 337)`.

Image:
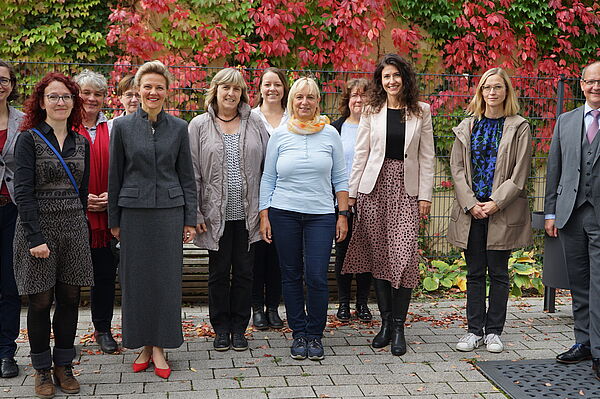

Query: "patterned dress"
(13, 126), (93, 295)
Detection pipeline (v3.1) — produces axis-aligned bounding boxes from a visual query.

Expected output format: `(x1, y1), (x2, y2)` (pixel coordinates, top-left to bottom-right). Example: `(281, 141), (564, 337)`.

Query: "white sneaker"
(484, 333), (504, 353)
(456, 333), (483, 352)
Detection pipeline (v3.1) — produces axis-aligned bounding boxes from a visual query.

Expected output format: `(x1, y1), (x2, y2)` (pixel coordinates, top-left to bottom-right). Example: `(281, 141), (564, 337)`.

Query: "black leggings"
(27, 282), (81, 354)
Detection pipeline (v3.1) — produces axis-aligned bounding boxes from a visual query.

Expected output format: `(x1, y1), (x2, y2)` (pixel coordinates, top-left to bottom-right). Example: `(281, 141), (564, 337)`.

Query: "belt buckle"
(0, 196), (11, 206)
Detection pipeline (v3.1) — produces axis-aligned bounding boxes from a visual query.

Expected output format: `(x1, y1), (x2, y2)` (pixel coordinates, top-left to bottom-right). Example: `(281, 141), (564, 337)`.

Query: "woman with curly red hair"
(14, 72), (92, 398)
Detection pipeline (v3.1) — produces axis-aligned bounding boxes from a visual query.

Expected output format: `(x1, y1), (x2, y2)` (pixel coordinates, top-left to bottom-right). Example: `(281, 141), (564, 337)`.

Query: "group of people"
(0, 54), (598, 398)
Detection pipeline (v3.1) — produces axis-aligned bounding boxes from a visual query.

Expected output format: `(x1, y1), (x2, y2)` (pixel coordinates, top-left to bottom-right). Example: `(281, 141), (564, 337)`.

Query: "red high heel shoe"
(132, 354), (151, 373)
(154, 363), (171, 379)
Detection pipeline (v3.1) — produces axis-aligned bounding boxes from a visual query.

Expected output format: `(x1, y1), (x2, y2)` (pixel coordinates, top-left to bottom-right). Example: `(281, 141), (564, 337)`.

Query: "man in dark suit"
(545, 61), (600, 378)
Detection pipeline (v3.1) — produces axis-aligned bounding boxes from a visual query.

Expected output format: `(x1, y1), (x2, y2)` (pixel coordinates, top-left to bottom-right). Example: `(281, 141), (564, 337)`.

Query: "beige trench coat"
(446, 115), (533, 250)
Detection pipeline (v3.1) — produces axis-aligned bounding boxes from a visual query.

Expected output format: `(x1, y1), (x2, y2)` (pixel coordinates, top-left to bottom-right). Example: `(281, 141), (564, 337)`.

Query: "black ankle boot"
(372, 279), (392, 348)
(252, 306), (269, 330)
(336, 303), (351, 322)
(390, 286), (412, 356)
(267, 307), (284, 329)
(390, 319), (407, 356)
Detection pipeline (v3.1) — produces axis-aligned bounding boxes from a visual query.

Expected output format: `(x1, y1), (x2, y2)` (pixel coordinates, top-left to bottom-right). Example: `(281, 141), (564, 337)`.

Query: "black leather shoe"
(556, 344), (592, 364)
(356, 303), (373, 322)
(266, 307), (284, 329)
(94, 331), (118, 354)
(0, 357), (18, 378)
(231, 333), (248, 351)
(214, 333), (231, 351)
(336, 303), (351, 322)
(252, 307), (269, 330)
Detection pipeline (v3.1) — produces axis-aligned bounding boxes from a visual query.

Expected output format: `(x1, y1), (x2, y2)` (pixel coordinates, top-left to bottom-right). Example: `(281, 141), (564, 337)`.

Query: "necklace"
(216, 112), (239, 123)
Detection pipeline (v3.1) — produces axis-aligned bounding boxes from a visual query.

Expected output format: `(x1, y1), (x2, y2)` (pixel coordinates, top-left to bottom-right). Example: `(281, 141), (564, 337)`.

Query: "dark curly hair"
(367, 54), (421, 117)
(338, 78), (369, 118)
(0, 60), (19, 103)
(21, 73), (83, 131)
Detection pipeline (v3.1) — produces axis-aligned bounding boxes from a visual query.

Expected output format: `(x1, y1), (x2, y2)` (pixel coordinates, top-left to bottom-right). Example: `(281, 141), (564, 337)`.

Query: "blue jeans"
(269, 208), (335, 339)
(0, 202), (20, 358)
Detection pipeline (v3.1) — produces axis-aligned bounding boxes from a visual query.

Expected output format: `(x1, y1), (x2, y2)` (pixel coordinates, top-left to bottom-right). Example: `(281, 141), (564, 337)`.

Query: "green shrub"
(419, 250), (544, 297)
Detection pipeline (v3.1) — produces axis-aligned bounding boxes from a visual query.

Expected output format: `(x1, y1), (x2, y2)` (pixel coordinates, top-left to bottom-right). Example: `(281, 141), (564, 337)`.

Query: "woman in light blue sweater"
(259, 77), (349, 361)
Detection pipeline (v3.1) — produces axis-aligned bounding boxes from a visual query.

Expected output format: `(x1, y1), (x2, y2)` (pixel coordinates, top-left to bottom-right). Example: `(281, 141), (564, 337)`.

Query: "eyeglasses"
(123, 93), (141, 99)
(482, 85), (505, 93)
(45, 94), (75, 104)
(583, 79), (600, 87)
(0, 78), (11, 87)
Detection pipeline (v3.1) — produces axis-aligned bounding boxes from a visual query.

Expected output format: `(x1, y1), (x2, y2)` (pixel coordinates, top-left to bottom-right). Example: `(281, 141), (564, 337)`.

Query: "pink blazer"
(348, 101), (435, 201)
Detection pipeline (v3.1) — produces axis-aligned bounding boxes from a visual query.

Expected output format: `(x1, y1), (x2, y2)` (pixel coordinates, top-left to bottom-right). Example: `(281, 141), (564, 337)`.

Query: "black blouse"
(385, 108), (406, 160)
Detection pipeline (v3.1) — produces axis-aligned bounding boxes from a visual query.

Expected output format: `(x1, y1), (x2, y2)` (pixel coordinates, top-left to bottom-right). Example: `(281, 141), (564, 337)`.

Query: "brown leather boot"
(34, 368), (55, 399)
(53, 365), (80, 394)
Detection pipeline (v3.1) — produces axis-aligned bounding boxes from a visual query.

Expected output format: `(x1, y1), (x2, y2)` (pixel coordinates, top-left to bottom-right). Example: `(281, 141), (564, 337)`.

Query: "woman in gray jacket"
(188, 68), (269, 352)
(108, 61), (197, 379)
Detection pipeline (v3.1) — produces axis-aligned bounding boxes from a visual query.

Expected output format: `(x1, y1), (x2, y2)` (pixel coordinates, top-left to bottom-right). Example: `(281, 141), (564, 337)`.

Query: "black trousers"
(208, 221), (254, 334)
(90, 245), (117, 332)
(252, 240), (281, 309)
(335, 212), (372, 305)
(465, 218), (511, 336)
(0, 203), (20, 359)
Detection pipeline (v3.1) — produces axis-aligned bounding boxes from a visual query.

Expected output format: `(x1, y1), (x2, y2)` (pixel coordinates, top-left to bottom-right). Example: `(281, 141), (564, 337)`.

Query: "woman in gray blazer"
(108, 61), (197, 379)
(0, 60), (24, 379)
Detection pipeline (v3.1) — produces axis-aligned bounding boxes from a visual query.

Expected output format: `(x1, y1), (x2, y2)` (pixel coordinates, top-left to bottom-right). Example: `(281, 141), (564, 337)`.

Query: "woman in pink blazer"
(343, 54), (434, 356)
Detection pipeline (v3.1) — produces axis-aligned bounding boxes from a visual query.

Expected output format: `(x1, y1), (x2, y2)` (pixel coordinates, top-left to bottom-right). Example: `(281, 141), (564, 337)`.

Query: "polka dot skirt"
(342, 158), (420, 289)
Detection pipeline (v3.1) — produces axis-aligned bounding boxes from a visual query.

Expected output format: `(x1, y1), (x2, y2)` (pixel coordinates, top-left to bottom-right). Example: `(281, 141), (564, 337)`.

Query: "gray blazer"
(544, 105), (592, 228)
(1, 106), (24, 202)
(108, 108), (197, 227)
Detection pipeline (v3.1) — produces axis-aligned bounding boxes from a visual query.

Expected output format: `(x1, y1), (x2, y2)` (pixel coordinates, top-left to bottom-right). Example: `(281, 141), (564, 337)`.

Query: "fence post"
(543, 74), (566, 313)
(556, 74), (565, 117)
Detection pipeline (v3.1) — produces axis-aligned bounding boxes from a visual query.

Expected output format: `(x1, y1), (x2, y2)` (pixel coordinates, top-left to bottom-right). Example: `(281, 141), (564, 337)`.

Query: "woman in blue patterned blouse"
(447, 68), (532, 354)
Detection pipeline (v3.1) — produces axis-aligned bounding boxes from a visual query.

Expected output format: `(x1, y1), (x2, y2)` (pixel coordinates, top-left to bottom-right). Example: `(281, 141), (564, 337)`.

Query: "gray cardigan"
(188, 103), (269, 251)
(1, 105), (25, 202)
(108, 108), (197, 227)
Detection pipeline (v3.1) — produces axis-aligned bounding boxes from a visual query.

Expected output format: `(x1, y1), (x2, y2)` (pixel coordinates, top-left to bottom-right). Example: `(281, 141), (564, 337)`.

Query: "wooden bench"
(81, 244), (360, 304)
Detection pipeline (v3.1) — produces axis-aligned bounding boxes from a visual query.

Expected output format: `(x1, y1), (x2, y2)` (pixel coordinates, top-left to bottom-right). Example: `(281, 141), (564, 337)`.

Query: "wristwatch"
(338, 210), (350, 217)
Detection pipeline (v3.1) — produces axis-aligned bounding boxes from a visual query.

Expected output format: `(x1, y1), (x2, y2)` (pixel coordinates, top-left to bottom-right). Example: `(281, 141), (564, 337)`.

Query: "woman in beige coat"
(447, 67), (532, 354)
(188, 68), (269, 352)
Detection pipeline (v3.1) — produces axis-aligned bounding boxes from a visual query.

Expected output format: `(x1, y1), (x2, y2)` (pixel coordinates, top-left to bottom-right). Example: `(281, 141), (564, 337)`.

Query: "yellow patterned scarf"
(288, 115), (330, 135)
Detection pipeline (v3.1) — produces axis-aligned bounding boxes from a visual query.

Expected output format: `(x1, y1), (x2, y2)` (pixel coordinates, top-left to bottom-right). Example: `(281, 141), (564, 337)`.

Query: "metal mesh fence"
(6, 61), (586, 259)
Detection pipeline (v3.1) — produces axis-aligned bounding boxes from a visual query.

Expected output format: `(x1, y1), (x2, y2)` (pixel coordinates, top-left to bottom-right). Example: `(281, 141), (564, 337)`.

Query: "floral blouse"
(470, 116), (505, 201)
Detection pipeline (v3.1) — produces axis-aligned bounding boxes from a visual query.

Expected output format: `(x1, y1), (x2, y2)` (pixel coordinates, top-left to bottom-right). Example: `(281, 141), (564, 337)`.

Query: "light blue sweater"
(259, 124), (348, 214)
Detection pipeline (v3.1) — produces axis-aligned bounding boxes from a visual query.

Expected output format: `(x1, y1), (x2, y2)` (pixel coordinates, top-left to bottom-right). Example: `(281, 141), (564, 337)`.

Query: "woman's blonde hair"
(204, 68), (249, 112)
(467, 67), (519, 118)
(134, 60), (174, 89)
(287, 77), (321, 119)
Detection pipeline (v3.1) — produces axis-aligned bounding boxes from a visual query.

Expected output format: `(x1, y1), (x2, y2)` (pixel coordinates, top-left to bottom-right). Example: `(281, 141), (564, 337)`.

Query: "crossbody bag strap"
(30, 128), (80, 195)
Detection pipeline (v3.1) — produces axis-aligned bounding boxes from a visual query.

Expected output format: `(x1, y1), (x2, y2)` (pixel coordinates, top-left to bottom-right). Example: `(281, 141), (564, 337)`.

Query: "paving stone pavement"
(0, 296), (576, 398)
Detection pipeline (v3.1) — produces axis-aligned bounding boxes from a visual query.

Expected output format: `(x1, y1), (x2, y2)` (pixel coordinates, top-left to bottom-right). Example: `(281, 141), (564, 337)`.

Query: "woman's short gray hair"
(135, 60), (174, 89)
(74, 69), (108, 95)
